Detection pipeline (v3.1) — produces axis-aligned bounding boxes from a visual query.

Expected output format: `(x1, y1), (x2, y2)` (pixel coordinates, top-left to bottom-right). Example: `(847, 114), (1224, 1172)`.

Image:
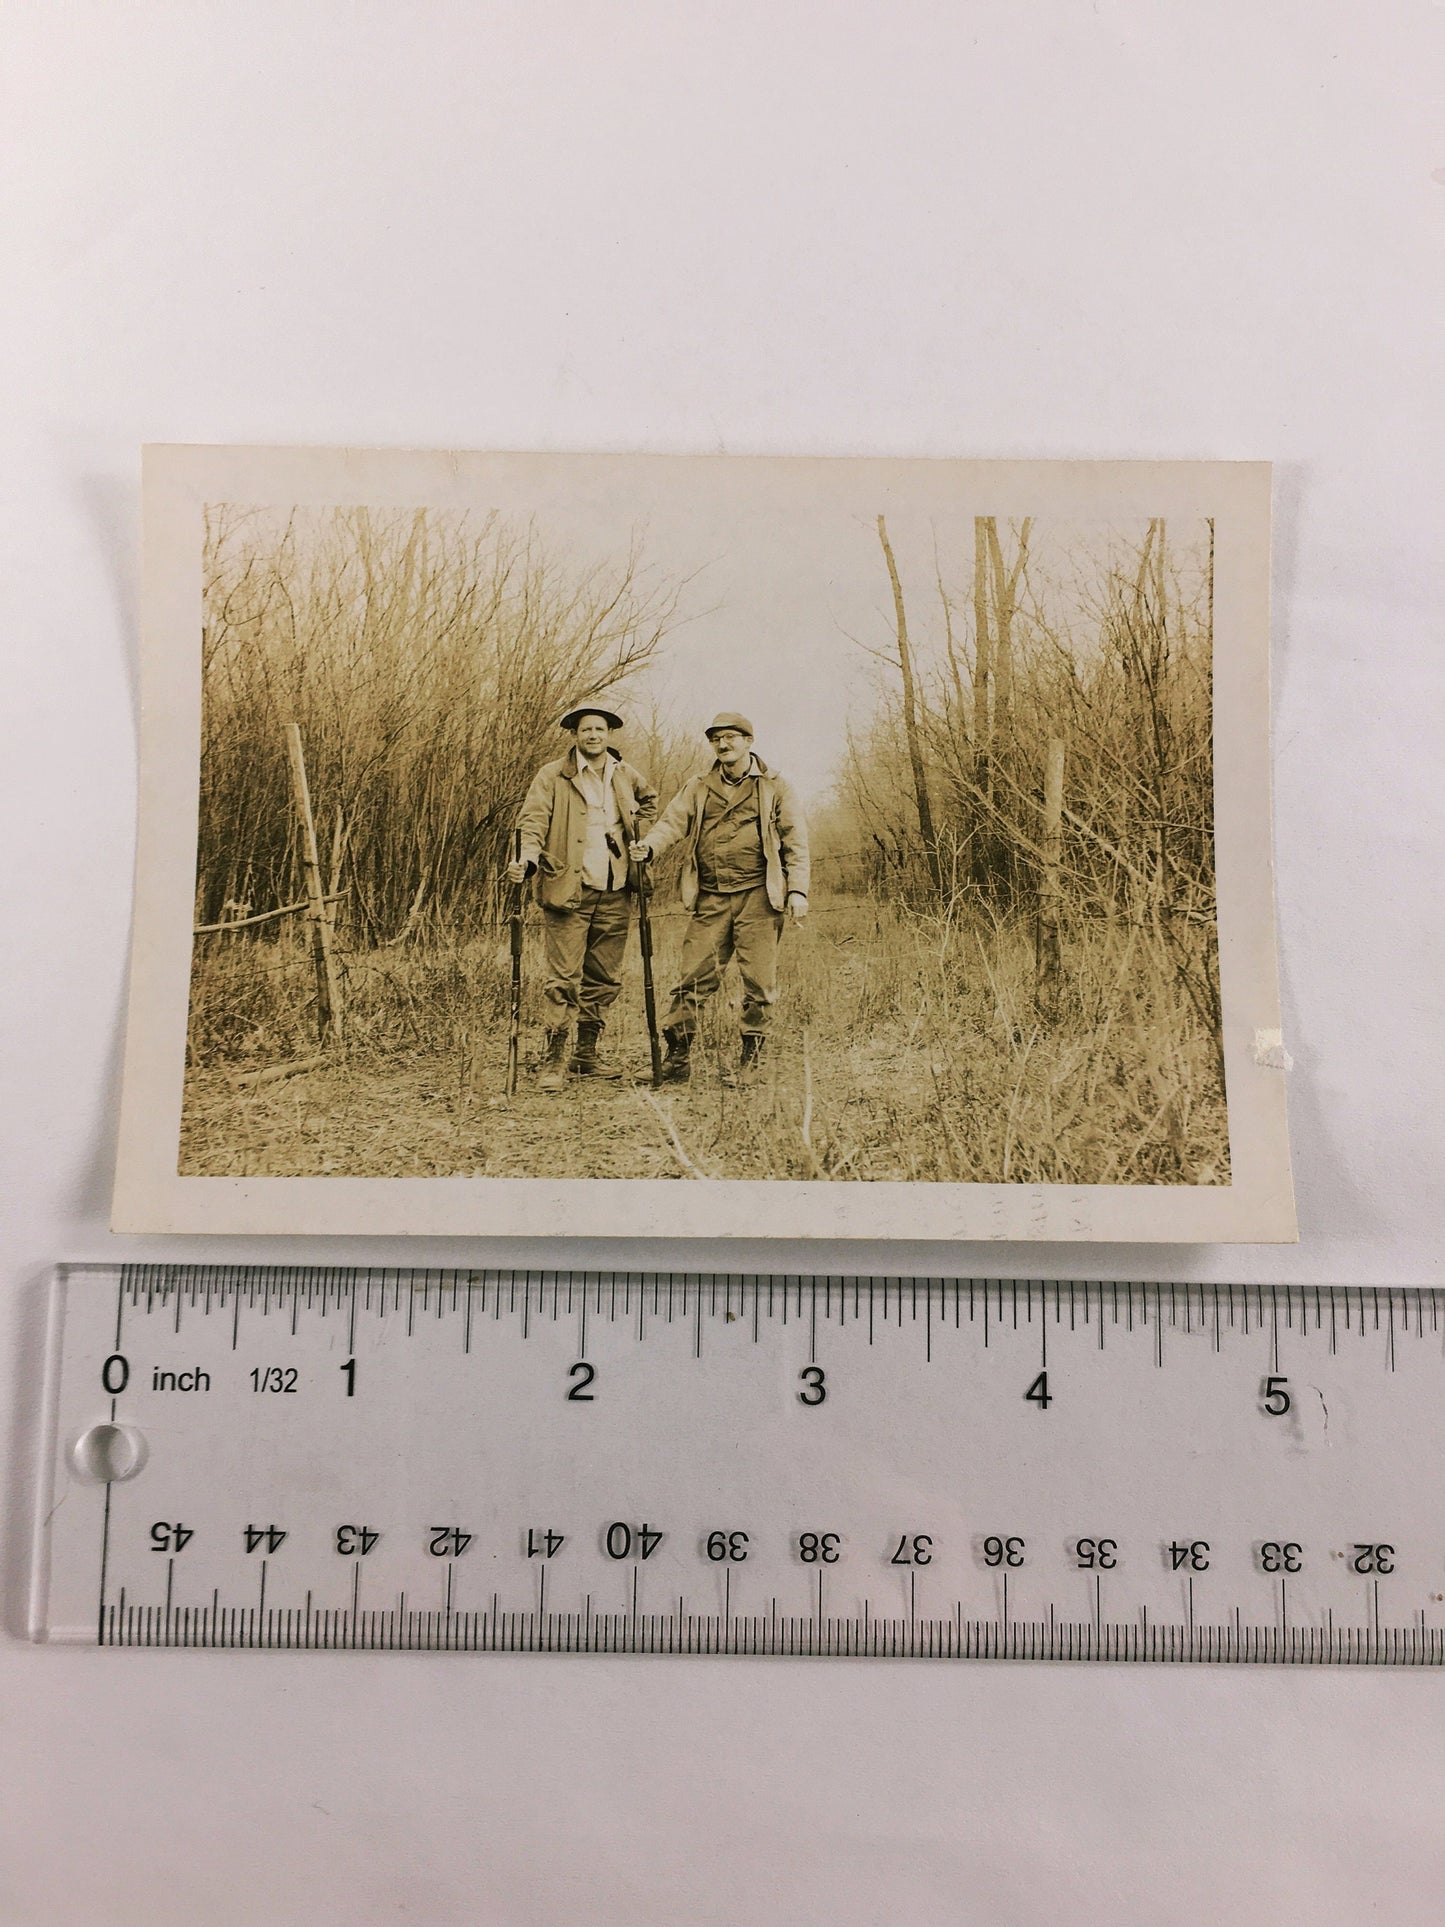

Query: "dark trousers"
(663, 885), (783, 1037)
(541, 887), (631, 1027)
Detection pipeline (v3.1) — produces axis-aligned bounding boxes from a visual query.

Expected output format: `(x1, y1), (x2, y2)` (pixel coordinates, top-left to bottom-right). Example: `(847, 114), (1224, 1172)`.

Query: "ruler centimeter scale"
(28, 1264), (1445, 1665)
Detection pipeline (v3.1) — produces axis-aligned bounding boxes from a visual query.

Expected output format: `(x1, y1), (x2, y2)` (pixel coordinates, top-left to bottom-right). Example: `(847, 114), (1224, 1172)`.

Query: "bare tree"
(972, 517), (992, 799)
(839, 517), (1218, 1024)
(985, 515), (1031, 740)
(876, 514), (942, 898)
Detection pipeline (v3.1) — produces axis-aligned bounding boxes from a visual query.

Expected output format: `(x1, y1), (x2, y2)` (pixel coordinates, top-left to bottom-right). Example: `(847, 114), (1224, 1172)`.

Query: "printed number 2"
(566, 1361), (596, 1401)
(798, 1366), (827, 1406)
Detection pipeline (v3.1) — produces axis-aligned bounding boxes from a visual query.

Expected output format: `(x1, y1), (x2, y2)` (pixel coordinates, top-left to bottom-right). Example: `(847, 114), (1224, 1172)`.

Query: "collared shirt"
(575, 754), (626, 890)
(696, 759), (767, 893)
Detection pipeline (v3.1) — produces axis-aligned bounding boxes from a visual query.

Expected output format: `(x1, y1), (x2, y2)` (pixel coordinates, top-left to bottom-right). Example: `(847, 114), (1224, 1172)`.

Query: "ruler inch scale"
(28, 1264), (1445, 1665)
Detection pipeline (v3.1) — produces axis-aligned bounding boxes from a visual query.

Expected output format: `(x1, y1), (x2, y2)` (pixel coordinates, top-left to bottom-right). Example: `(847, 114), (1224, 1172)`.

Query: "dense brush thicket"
(198, 505), (689, 942)
(830, 518), (1221, 1073)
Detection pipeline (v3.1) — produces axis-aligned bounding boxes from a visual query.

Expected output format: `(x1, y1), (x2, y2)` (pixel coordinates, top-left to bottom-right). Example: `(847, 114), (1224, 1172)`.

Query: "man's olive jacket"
(515, 746), (658, 910)
(644, 757), (810, 912)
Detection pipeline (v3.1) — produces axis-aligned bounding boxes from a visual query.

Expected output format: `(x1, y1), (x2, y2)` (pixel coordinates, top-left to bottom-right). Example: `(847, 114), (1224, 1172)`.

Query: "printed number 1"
(340, 1358), (356, 1397)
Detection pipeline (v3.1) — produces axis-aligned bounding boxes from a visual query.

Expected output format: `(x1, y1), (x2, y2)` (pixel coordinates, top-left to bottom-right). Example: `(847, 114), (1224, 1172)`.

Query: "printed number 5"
(798, 1366), (827, 1406)
(1261, 1375), (1291, 1416)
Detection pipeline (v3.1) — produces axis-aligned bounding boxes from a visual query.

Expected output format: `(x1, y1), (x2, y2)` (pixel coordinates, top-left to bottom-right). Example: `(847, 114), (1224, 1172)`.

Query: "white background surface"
(2, 5), (1441, 1922)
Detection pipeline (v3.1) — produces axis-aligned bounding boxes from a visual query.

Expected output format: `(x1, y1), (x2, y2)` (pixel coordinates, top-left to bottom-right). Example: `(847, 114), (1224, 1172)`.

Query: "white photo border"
(113, 446), (1294, 1241)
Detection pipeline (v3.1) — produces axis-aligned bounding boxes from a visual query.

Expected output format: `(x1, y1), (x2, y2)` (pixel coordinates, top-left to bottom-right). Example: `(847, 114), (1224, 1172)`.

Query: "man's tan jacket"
(644, 757), (810, 912)
(515, 746), (658, 910)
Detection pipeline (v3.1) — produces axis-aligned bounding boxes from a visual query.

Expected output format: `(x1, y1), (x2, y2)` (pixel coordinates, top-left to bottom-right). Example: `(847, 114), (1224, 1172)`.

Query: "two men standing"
(509, 705), (809, 1090)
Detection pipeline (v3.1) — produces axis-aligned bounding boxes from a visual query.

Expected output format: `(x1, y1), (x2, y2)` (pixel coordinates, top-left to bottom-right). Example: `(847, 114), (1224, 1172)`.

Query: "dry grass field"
(180, 893), (1229, 1185)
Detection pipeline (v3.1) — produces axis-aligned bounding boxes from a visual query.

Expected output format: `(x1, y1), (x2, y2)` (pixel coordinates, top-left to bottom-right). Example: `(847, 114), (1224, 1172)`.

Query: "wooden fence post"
(285, 722), (344, 1047)
(1036, 737), (1065, 1010)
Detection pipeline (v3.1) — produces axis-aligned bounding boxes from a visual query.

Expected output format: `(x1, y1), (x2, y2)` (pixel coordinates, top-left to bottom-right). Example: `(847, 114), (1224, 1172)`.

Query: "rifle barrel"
(635, 858), (663, 1087)
(506, 830), (524, 1096)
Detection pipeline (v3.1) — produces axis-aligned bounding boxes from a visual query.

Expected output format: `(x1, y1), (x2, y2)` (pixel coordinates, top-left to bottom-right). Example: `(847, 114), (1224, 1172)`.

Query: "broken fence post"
(285, 722), (345, 1047)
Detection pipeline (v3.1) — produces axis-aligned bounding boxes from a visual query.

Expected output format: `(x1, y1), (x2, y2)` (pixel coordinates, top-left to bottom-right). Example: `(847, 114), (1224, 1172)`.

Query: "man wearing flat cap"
(630, 713), (809, 1083)
(509, 702), (657, 1091)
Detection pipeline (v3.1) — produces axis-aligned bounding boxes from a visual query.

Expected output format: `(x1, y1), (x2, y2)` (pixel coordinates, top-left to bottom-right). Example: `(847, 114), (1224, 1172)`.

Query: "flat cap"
(559, 701), (624, 731)
(704, 712), (754, 738)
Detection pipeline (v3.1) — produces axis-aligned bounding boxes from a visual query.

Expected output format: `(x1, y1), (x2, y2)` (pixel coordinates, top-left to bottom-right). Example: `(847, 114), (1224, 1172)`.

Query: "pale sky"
(228, 461), (1210, 808)
(522, 468), (1208, 803)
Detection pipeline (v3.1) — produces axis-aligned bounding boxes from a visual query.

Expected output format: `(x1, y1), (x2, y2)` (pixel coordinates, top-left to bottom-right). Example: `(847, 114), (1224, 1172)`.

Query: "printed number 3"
(798, 1366), (827, 1406)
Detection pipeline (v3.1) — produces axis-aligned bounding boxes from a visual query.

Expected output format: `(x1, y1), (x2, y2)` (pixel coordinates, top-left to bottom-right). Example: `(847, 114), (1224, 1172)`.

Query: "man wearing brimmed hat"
(630, 713), (809, 1084)
(509, 702), (657, 1091)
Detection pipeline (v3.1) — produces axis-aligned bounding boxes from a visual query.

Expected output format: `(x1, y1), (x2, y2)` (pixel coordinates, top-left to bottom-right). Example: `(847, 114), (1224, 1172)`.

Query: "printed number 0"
(798, 1366), (827, 1406)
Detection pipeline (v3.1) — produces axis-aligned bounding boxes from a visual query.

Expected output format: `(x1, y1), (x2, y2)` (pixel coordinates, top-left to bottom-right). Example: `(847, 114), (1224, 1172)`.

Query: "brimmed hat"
(560, 701), (624, 731)
(704, 712), (754, 739)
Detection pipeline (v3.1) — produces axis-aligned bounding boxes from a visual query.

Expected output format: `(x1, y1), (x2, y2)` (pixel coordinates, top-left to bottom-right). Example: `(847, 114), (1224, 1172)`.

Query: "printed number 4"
(1024, 1371), (1051, 1410)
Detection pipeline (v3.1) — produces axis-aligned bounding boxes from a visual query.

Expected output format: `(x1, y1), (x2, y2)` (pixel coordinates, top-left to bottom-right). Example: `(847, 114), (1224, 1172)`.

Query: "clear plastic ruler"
(28, 1264), (1445, 1663)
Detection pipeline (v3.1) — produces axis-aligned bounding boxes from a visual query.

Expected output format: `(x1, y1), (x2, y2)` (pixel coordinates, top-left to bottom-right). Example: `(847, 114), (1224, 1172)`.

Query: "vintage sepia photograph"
(114, 449), (1293, 1239)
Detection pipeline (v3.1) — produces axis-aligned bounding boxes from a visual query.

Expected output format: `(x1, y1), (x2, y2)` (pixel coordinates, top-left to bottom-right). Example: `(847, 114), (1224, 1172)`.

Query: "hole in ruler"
(70, 1424), (148, 1484)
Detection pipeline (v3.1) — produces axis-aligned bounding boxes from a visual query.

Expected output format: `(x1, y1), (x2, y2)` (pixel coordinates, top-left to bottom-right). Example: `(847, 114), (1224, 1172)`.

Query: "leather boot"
(722, 1033), (766, 1089)
(571, 1020), (622, 1079)
(658, 1026), (692, 1084)
(536, 1026), (570, 1093)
